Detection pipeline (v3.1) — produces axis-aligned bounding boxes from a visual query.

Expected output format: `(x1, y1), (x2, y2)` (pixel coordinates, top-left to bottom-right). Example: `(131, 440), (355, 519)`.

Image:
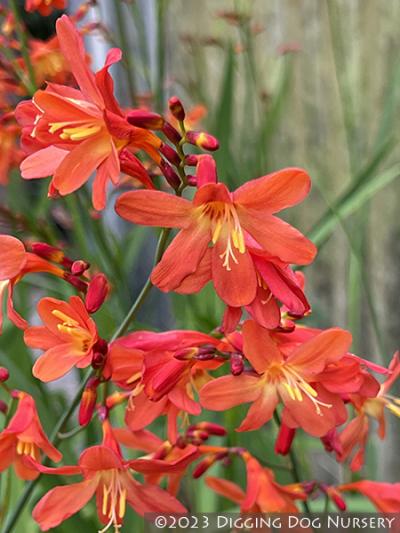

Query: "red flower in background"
(24, 295), (99, 382)
(116, 162), (316, 308)
(200, 321), (355, 436)
(0, 391), (61, 480)
(30, 423), (187, 531)
(25, 0), (67, 16)
(16, 16), (160, 210)
(338, 480), (400, 512)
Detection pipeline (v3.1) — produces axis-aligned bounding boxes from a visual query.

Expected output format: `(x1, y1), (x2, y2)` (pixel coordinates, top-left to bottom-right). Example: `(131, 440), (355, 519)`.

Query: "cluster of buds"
(192, 445), (247, 479)
(176, 422), (227, 448)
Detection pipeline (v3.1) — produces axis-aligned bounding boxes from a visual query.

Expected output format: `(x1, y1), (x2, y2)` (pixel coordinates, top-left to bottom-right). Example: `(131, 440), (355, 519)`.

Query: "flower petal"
(126, 478), (187, 515)
(206, 477), (245, 505)
(0, 235), (26, 280)
(237, 384), (279, 432)
(199, 373), (261, 411)
(242, 320), (282, 373)
(20, 146), (68, 179)
(32, 344), (83, 382)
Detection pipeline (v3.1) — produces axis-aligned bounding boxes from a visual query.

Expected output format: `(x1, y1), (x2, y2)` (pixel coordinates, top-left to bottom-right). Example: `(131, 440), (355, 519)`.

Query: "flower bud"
(160, 143), (181, 166)
(160, 160), (181, 189)
(195, 422), (226, 437)
(152, 441), (173, 460)
(174, 347), (197, 361)
(162, 122), (181, 144)
(186, 130), (219, 151)
(192, 455), (217, 478)
(275, 423), (296, 455)
(230, 353), (244, 375)
(168, 96), (186, 122)
(184, 154), (199, 166)
(85, 273), (110, 313)
(127, 110), (164, 130)
(0, 366), (9, 382)
(79, 377), (100, 426)
(187, 175), (197, 186)
(0, 400), (7, 415)
(31, 242), (72, 268)
(105, 391), (129, 409)
(64, 273), (88, 292)
(71, 260), (90, 276)
(322, 485), (347, 512)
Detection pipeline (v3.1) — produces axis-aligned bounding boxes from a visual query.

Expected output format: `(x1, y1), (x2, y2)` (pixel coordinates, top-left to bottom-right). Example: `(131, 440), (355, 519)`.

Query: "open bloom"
(207, 453), (306, 512)
(25, 0), (67, 16)
(116, 163), (316, 307)
(31, 433), (187, 531)
(0, 234), (65, 332)
(200, 321), (354, 436)
(338, 481), (400, 512)
(16, 16), (160, 210)
(24, 295), (98, 382)
(0, 391), (61, 480)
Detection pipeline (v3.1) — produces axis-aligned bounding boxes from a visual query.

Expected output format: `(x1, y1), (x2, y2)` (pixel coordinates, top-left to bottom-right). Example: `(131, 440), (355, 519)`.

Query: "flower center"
(267, 364), (331, 415)
(52, 309), (92, 352)
(381, 394), (400, 418)
(48, 119), (102, 141)
(16, 439), (40, 460)
(99, 469), (127, 533)
(198, 202), (245, 271)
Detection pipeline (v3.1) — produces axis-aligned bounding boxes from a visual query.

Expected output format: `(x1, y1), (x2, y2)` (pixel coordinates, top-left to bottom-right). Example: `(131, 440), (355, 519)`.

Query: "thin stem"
(273, 411), (311, 513)
(8, 0), (37, 95)
(1, 227), (172, 533)
(113, 0), (137, 105)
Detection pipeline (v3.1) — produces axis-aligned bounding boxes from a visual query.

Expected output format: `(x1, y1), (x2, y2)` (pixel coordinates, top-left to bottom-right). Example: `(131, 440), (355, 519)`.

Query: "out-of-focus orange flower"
(338, 480), (400, 512)
(25, 0), (67, 16)
(0, 234), (66, 331)
(200, 321), (354, 436)
(29, 36), (70, 87)
(0, 391), (61, 480)
(30, 423), (187, 531)
(0, 113), (23, 184)
(116, 164), (316, 307)
(207, 453), (306, 512)
(16, 15), (160, 210)
(24, 295), (99, 382)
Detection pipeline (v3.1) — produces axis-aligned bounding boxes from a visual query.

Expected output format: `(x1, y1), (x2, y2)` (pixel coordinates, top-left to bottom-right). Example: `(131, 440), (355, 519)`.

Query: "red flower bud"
(31, 242), (72, 268)
(127, 110), (164, 130)
(275, 423), (296, 455)
(230, 353), (244, 375)
(185, 154), (199, 166)
(160, 160), (181, 189)
(168, 96), (186, 122)
(64, 273), (88, 292)
(192, 455), (217, 478)
(0, 400), (7, 415)
(174, 347), (197, 361)
(162, 122), (182, 144)
(0, 366), (9, 382)
(186, 130), (219, 151)
(187, 175), (197, 186)
(79, 377), (100, 426)
(195, 422), (226, 437)
(71, 260), (90, 276)
(152, 441), (173, 460)
(85, 273), (110, 313)
(160, 143), (181, 166)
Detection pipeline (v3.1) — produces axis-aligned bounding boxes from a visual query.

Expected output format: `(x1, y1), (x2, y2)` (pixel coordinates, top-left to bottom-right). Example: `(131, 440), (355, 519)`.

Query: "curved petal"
(196, 155), (217, 186)
(206, 477), (245, 505)
(199, 373), (261, 411)
(174, 249), (212, 294)
(56, 16), (103, 108)
(0, 235), (26, 280)
(79, 445), (123, 476)
(20, 146), (68, 179)
(245, 286), (281, 330)
(125, 393), (168, 431)
(239, 212), (317, 265)
(95, 48), (123, 115)
(115, 190), (192, 228)
(32, 478), (97, 531)
(237, 384), (279, 432)
(126, 478), (187, 515)
(24, 326), (60, 350)
(242, 320), (282, 373)
(234, 167), (311, 214)
(32, 344), (83, 382)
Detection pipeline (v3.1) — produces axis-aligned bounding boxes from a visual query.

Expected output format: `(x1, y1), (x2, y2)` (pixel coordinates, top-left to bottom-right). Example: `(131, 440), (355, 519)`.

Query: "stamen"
(52, 310), (79, 327)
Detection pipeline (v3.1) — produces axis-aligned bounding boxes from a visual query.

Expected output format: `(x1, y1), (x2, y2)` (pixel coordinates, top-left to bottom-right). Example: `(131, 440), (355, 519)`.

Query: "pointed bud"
(105, 391), (129, 410)
(127, 110), (164, 130)
(184, 154), (199, 166)
(186, 131), (219, 151)
(195, 422), (227, 437)
(31, 242), (72, 268)
(0, 400), (7, 415)
(275, 423), (296, 455)
(187, 175), (197, 186)
(71, 260), (90, 276)
(168, 96), (186, 122)
(192, 455), (217, 478)
(152, 441), (173, 460)
(160, 143), (181, 166)
(85, 273), (110, 313)
(64, 273), (88, 292)
(79, 377), (100, 426)
(162, 122), (182, 144)
(322, 485), (347, 512)
(0, 367), (9, 382)
(174, 347), (198, 361)
(230, 353), (244, 375)
(160, 160), (181, 189)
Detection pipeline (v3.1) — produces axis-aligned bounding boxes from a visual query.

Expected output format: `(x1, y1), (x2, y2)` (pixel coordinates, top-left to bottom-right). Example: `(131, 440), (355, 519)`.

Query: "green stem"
(113, 0), (137, 105)
(1, 227), (172, 533)
(8, 0), (37, 95)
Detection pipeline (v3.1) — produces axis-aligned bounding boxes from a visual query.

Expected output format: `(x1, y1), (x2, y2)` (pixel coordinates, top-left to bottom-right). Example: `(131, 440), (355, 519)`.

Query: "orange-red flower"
(25, 0), (66, 16)
(116, 164), (316, 307)
(30, 425), (187, 531)
(200, 321), (354, 436)
(24, 295), (98, 382)
(0, 391), (61, 480)
(16, 16), (160, 210)
(206, 453), (306, 512)
(0, 234), (65, 331)
(0, 113), (23, 185)
(338, 480), (400, 512)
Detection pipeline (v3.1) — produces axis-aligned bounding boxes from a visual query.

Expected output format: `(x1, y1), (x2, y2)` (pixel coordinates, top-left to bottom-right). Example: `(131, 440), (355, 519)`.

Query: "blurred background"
(1, 0), (400, 529)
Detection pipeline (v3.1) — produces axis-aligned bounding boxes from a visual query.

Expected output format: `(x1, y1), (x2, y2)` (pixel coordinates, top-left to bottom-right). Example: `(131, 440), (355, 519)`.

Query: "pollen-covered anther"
(99, 470), (127, 533)
(279, 366), (332, 415)
(48, 121), (101, 141)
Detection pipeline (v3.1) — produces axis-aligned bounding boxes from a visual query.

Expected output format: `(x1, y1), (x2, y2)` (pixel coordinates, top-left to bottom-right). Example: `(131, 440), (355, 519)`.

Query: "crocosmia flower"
(24, 295), (98, 382)
(116, 163), (316, 307)
(0, 391), (62, 480)
(200, 321), (353, 436)
(25, 0), (67, 16)
(16, 15), (160, 210)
